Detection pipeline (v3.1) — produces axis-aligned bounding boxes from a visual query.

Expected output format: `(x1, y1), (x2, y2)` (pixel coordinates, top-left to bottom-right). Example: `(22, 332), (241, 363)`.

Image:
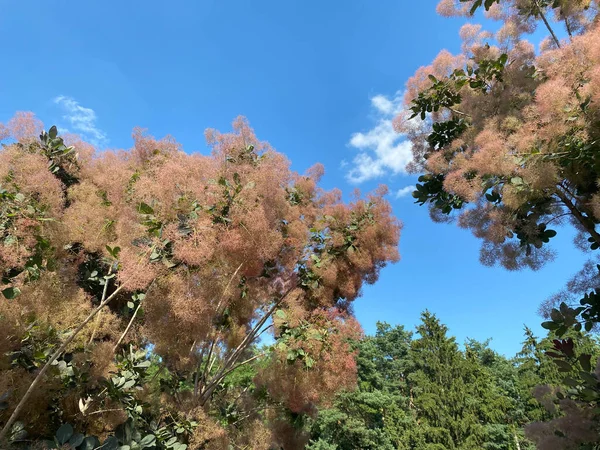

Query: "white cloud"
(346, 92), (413, 184)
(371, 95), (394, 115)
(395, 185), (416, 199)
(53, 96), (107, 146)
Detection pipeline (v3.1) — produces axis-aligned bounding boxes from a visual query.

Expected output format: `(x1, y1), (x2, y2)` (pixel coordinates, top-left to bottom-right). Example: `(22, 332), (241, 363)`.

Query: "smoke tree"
(0, 113), (400, 448)
(397, 0), (600, 446)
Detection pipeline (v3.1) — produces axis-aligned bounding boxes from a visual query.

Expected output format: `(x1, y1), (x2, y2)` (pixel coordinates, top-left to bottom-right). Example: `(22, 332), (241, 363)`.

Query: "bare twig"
(534, 0), (561, 48)
(556, 188), (600, 245)
(113, 300), (143, 352)
(564, 18), (573, 40)
(87, 408), (126, 417)
(87, 265), (113, 347)
(199, 285), (294, 405)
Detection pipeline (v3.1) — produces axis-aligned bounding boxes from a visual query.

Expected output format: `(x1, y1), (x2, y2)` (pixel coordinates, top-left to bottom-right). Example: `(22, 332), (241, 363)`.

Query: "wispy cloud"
(345, 92), (413, 184)
(53, 96), (107, 146)
(395, 185), (416, 199)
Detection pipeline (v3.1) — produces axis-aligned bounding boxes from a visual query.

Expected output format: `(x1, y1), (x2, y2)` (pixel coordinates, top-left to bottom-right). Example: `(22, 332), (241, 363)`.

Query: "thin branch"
(254, 323), (274, 341)
(564, 17), (573, 40)
(545, 212), (572, 226)
(199, 285), (294, 405)
(113, 300), (143, 352)
(232, 386), (251, 407)
(215, 352), (265, 382)
(448, 107), (471, 118)
(87, 408), (126, 417)
(207, 352), (218, 377)
(534, 0), (561, 48)
(200, 339), (217, 392)
(87, 265), (113, 347)
(215, 262), (244, 314)
(229, 404), (286, 428)
(196, 262), (245, 396)
(556, 188), (600, 245)
(194, 362), (202, 398)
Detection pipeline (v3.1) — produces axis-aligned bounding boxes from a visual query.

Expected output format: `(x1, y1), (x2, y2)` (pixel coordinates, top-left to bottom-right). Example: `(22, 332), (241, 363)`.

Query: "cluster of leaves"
(208, 173), (245, 225)
(413, 174), (465, 214)
(23, 420), (160, 450)
(0, 189), (55, 299)
(408, 53), (508, 121)
(274, 310), (329, 369)
(299, 202), (377, 293)
(461, 0), (501, 15)
(8, 322), (61, 372)
(540, 264), (600, 415)
(543, 338), (598, 401)
(37, 126), (79, 188)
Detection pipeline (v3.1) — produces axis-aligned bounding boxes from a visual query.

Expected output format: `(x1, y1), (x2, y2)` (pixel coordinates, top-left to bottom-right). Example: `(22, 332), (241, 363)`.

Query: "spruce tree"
(408, 312), (504, 449)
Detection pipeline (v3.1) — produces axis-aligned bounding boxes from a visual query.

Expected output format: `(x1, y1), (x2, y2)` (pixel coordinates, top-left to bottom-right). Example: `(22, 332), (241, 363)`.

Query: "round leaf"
(56, 424), (73, 445)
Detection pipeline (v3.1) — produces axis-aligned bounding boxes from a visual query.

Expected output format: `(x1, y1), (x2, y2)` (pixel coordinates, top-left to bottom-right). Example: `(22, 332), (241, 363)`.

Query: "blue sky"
(0, 0), (591, 356)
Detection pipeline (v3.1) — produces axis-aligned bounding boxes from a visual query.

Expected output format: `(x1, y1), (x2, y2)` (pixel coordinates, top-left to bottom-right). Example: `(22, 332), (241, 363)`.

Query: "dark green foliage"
(413, 174), (465, 214)
(308, 322), (414, 450)
(461, 0), (501, 15)
(307, 314), (592, 450)
(38, 126), (79, 188)
(407, 312), (508, 449)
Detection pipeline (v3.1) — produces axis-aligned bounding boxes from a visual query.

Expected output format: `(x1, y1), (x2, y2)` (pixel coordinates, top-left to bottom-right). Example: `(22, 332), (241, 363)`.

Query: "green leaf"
(123, 379), (136, 389)
(137, 203), (154, 215)
(80, 436), (101, 450)
(106, 245), (121, 258)
(579, 354), (592, 372)
(2, 287), (21, 299)
(581, 371), (598, 386)
(165, 437), (178, 447)
(541, 321), (559, 330)
(56, 423), (74, 445)
(553, 360), (572, 372)
(581, 387), (599, 401)
(510, 177), (523, 185)
(69, 433), (85, 447)
(49, 126), (58, 140)
(563, 377), (579, 387)
(103, 436), (119, 450)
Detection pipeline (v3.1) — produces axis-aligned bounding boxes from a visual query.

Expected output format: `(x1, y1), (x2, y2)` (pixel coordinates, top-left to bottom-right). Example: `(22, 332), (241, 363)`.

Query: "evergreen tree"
(308, 322), (414, 450)
(408, 311), (498, 449)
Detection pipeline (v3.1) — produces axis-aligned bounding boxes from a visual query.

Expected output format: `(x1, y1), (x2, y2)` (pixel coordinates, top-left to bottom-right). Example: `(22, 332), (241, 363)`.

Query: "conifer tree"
(308, 323), (414, 450)
(408, 311), (495, 449)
